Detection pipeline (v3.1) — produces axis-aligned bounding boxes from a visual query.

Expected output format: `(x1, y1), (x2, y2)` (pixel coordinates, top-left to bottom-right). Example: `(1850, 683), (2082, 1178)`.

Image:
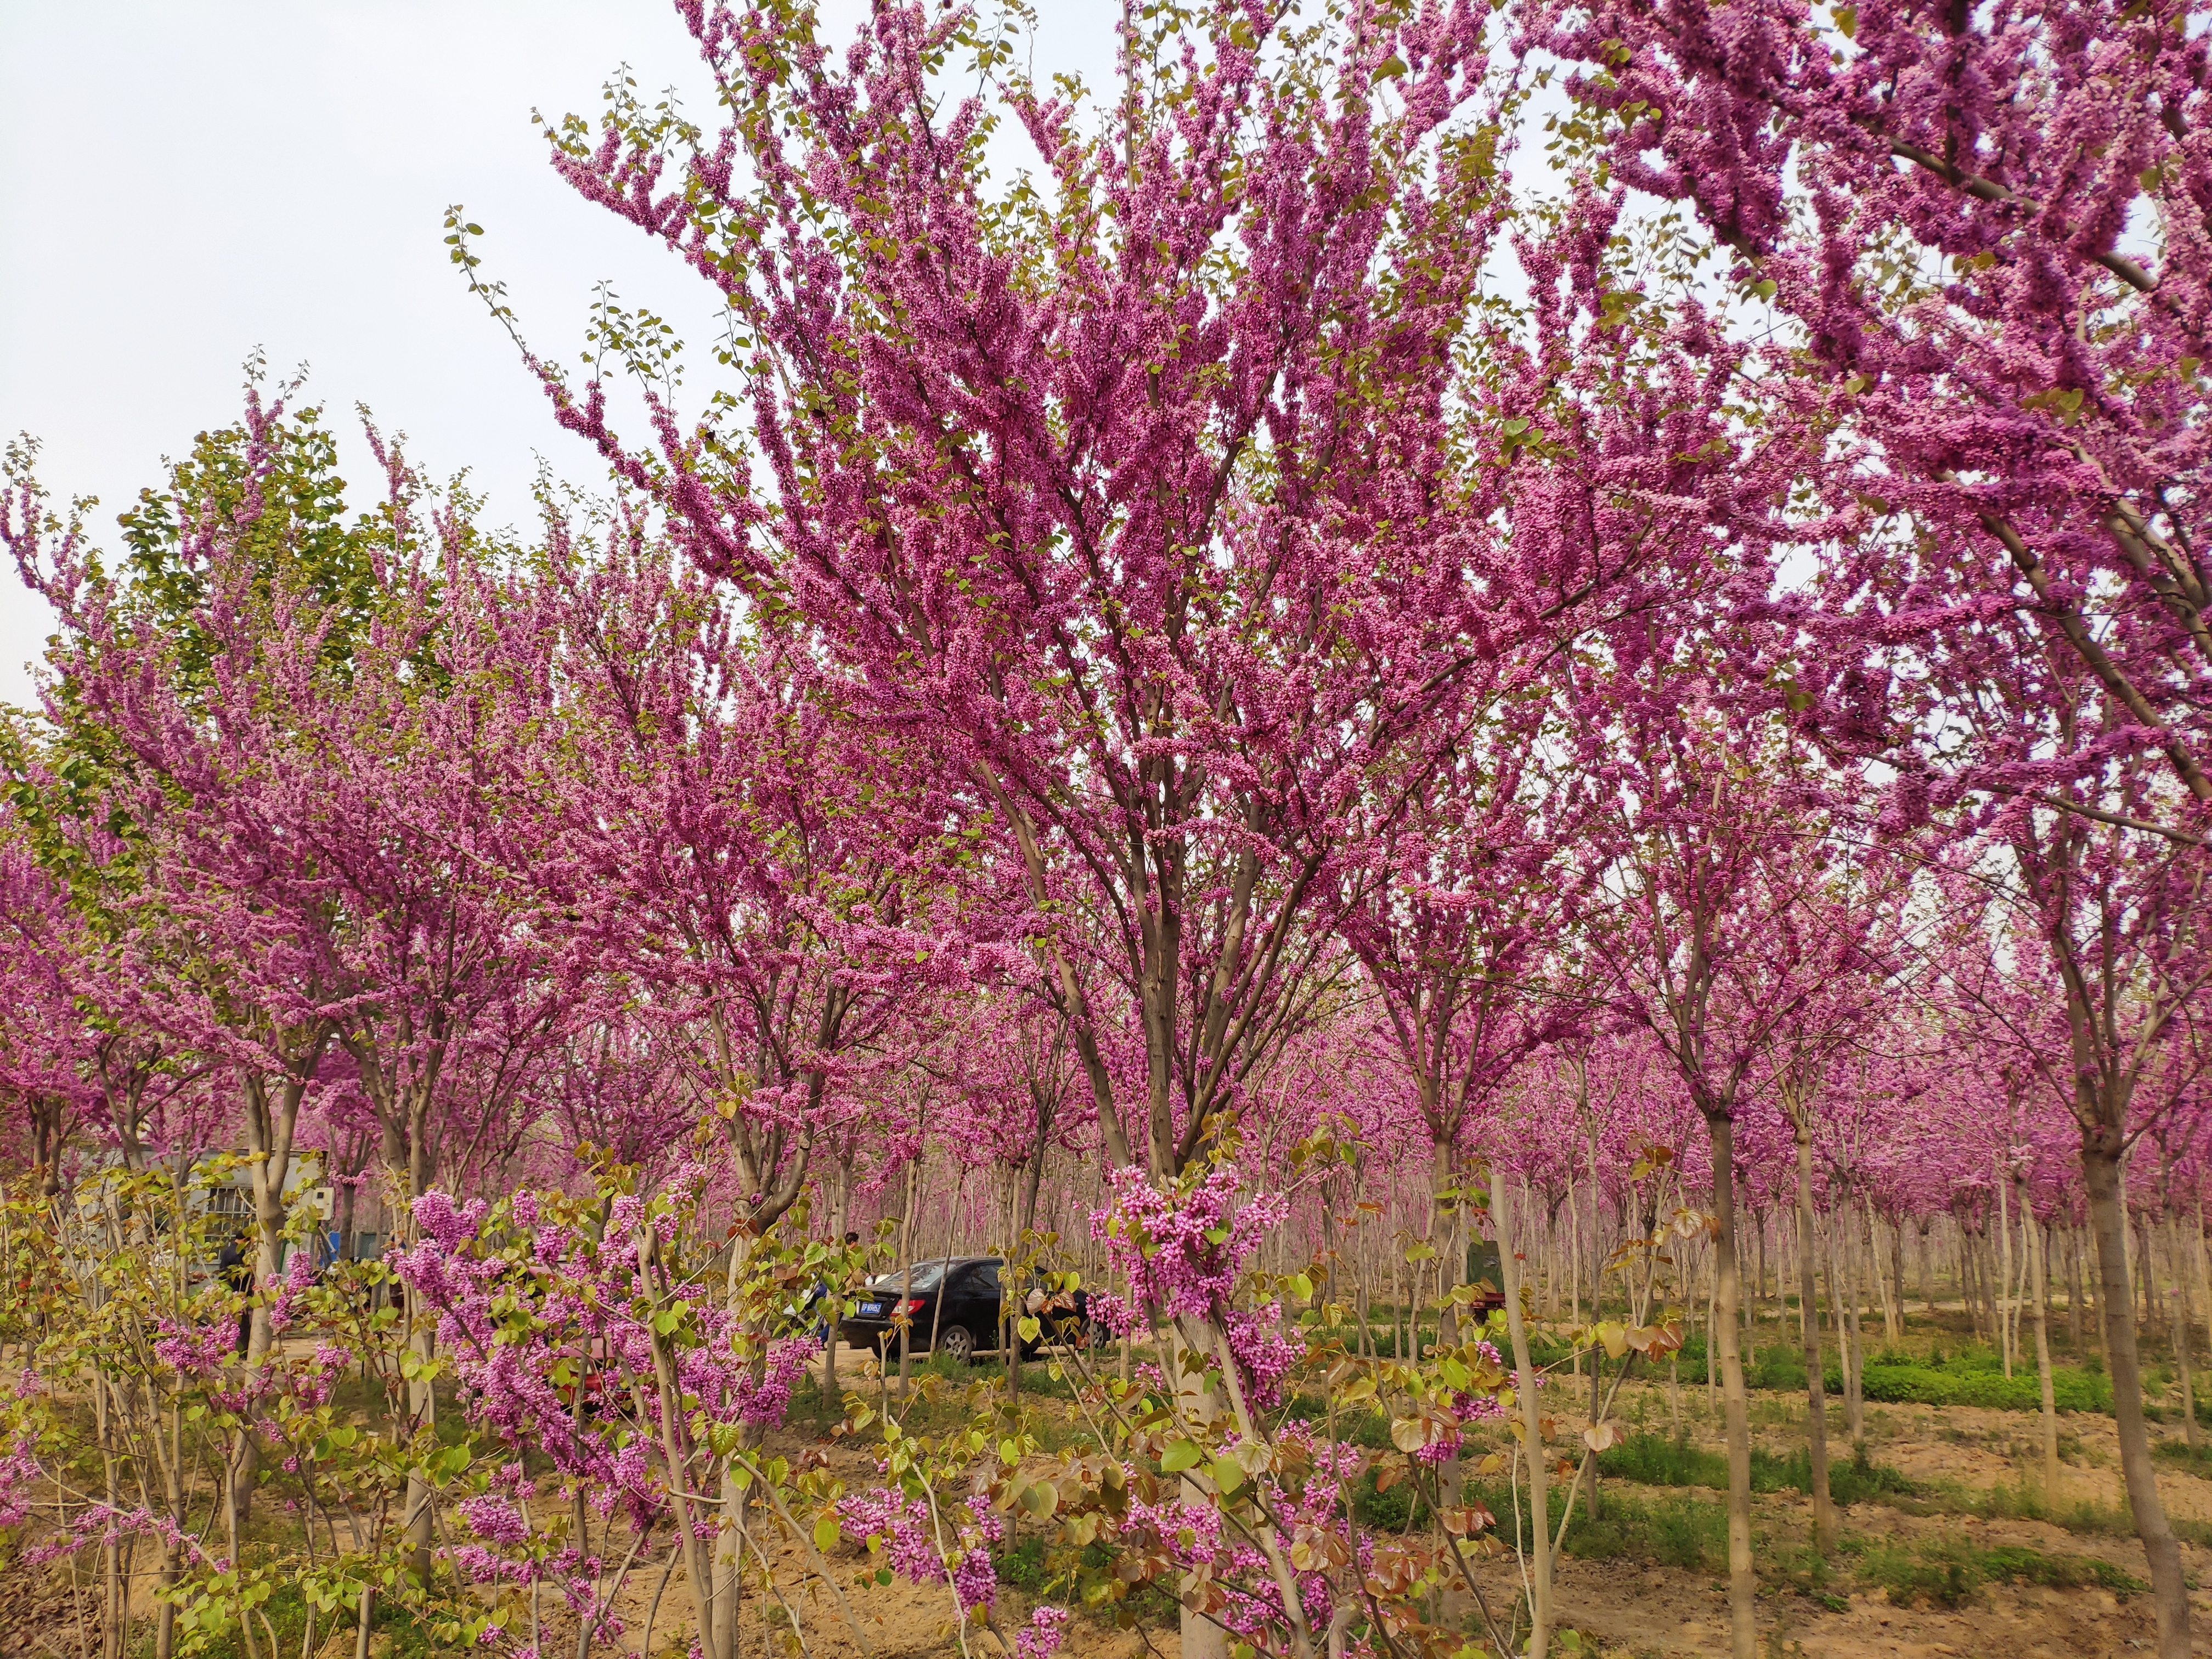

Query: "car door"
(953, 1260), (1005, 1347)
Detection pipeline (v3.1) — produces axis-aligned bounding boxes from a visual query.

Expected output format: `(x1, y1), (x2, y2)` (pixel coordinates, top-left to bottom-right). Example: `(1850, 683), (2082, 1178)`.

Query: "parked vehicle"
(1464, 1240), (1506, 1316)
(837, 1256), (1094, 1362)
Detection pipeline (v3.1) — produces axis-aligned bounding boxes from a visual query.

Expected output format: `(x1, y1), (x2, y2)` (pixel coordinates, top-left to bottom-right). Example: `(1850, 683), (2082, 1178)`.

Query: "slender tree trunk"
(1982, 1226), (2001, 1345)
(2084, 1141), (2190, 1657)
(823, 1159), (849, 1411)
(2069, 1226), (2086, 1350)
(1706, 1245), (1718, 1419)
(2171, 1213), (2199, 1451)
(1841, 1212), (1865, 1444)
(897, 1161), (916, 1398)
(2025, 1198), (2059, 1503)
(1957, 1224), (1978, 1340)
(1432, 1137), (1465, 1508)
(1793, 1124), (1836, 1554)
(2197, 1200), (2212, 1430)
(1751, 1209), (1766, 1328)
(1887, 1211), (1904, 1342)
(1998, 1169), (2016, 1377)
(1491, 1160), (1551, 1659)
(1706, 1113), (1757, 1659)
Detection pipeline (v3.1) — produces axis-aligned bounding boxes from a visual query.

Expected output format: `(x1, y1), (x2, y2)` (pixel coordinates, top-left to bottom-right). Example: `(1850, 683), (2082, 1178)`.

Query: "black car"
(1464, 1240), (1507, 1316)
(838, 1256), (1094, 1363)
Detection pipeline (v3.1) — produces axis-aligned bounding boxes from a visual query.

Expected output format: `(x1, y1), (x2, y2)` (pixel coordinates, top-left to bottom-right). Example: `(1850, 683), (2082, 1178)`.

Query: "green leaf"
(1160, 1440), (1204, 1474)
(814, 1514), (840, 1552)
(1374, 53), (1408, 81)
(1210, 1457), (1245, 1494)
(1020, 1481), (1059, 1518)
(1289, 1273), (1314, 1302)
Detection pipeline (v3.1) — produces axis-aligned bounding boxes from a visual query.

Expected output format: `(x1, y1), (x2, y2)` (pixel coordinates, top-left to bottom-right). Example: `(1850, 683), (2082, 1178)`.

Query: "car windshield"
(868, 1261), (946, 1293)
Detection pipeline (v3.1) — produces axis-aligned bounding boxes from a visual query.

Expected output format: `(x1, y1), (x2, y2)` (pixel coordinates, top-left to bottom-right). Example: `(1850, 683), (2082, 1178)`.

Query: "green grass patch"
(2153, 1437), (2212, 1476)
(1839, 1533), (2143, 1609)
(1669, 1339), (2114, 1415)
(1596, 1432), (1916, 1504)
(1556, 1487), (1731, 1571)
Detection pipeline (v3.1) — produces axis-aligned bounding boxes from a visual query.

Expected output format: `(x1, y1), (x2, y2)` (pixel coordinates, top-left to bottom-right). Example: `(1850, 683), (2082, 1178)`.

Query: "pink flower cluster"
(459, 1493), (532, 1547)
(1090, 1165), (1299, 1406)
(1116, 1424), (1365, 1640)
(22, 1505), (193, 1569)
(262, 1246), (320, 1335)
(1015, 1605), (1070, 1659)
(0, 1432), (40, 1528)
(151, 1314), (235, 1377)
(390, 1186), (819, 1533)
(1415, 1338), (1510, 1465)
(836, 1487), (1002, 1610)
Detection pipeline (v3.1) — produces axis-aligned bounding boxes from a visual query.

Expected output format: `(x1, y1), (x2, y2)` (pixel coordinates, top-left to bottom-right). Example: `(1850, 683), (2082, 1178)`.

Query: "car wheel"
(938, 1324), (977, 1363)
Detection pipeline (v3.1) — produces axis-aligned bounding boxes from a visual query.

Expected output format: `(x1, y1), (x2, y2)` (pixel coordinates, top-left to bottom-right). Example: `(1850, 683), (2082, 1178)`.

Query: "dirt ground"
(677, 1362), (2212, 1659)
(9, 1347), (2211, 1659)
(1444, 1380), (2212, 1659)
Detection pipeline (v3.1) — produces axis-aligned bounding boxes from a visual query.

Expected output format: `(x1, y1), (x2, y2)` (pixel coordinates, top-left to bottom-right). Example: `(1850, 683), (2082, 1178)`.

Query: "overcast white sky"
(0, 1), (1120, 708)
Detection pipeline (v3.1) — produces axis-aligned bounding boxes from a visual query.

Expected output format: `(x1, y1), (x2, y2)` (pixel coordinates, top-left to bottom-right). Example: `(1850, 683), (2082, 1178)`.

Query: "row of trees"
(3, 1), (2210, 1656)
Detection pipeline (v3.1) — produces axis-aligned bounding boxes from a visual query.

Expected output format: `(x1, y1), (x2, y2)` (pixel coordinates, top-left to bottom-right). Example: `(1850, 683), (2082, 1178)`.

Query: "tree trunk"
(1706, 1245), (1718, 1419)
(1882, 1209), (1903, 1343)
(896, 1161), (917, 1398)
(1997, 1169), (2016, 1378)
(2085, 1141), (2190, 1657)
(1432, 1137), (1465, 1508)
(2025, 1198), (2059, 1503)
(1171, 1315), (1229, 1659)
(234, 1065), (318, 1526)
(824, 1159), (850, 1410)
(1706, 1113), (1757, 1659)
(2069, 1226), (2086, 1350)
(1491, 1160), (1551, 1659)
(2170, 1214), (2199, 1451)
(1793, 1125), (1837, 1554)
(2197, 1200), (2212, 1435)
(1751, 1209), (1766, 1328)
(1840, 1211), (1865, 1445)
(1964, 1229), (1982, 1345)
(1982, 1226), (2001, 1345)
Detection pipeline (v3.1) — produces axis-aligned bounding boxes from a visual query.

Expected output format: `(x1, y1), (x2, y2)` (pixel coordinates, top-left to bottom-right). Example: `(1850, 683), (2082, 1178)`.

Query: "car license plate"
(860, 1301), (884, 1317)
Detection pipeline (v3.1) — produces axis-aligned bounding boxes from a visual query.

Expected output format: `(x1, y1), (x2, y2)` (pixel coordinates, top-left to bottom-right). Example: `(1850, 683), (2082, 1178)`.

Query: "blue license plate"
(860, 1302), (884, 1317)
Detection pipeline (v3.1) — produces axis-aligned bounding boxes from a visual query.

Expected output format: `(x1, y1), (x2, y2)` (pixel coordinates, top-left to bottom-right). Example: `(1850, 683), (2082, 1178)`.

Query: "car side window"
(968, 1262), (1001, 1295)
